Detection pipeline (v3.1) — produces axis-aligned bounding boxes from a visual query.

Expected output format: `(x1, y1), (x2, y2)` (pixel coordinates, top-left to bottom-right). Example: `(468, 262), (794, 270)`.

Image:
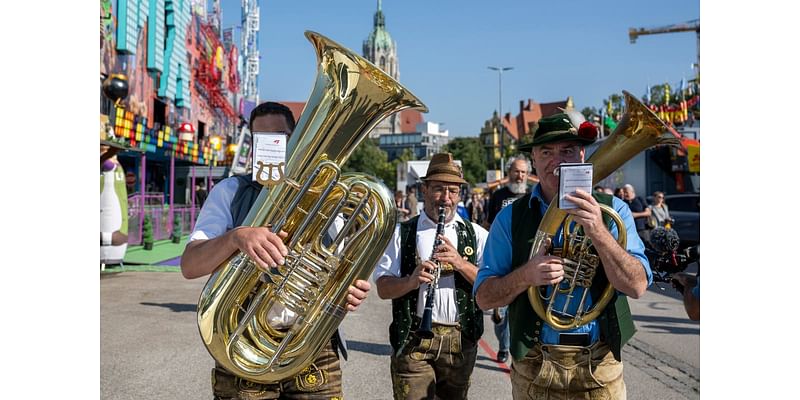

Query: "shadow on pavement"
(473, 361), (510, 374)
(140, 302), (197, 313)
(345, 340), (393, 356)
(637, 324), (699, 335)
(633, 314), (699, 335)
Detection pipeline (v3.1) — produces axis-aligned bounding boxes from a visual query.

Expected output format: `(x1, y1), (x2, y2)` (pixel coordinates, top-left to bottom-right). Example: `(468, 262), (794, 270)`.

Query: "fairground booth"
(100, 0), (249, 262)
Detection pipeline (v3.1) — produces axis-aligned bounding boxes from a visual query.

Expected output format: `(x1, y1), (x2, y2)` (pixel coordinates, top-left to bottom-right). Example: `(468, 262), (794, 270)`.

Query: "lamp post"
(488, 66), (513, 178)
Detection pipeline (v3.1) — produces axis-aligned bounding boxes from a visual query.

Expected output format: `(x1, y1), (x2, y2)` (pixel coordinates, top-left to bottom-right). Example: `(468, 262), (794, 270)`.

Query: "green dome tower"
(363, 0), (399, 81)
(363, 0), (402, 137)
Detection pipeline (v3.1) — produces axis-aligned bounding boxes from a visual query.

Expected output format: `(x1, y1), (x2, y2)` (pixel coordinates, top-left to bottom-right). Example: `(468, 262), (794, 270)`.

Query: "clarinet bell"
(415, 309), (435, 339)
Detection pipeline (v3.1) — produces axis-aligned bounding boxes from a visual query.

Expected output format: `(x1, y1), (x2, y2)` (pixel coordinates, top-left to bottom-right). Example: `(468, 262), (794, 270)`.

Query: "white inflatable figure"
(100, 155), (129, 266)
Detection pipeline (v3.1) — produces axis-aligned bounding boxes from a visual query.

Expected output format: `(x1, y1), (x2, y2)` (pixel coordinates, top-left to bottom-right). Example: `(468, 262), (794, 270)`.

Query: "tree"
(443, 137), (487, 186)
(342, 138), (394, 186)
(171, 214), (182, 244)
(581, 107), (598, 120)
(142, 214), (154, 250)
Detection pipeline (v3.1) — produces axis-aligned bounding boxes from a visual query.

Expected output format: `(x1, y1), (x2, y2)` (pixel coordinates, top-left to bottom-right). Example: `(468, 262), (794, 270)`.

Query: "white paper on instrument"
(252, 132), (287, 182)
(558, 163), (593, 210)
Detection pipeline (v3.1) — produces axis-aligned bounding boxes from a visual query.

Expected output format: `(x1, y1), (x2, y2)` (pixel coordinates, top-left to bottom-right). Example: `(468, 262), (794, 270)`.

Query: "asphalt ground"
(101, 270), (698, 399)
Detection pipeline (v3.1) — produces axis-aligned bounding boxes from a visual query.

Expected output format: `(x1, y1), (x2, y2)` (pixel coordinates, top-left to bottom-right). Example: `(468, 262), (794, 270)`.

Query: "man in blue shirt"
(473, 113), (651, 400)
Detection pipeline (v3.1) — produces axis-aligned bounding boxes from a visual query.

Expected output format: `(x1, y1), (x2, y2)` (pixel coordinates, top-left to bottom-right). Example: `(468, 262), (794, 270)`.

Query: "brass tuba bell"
(527, 91), (680, 330)
(195, 31), (428, 383)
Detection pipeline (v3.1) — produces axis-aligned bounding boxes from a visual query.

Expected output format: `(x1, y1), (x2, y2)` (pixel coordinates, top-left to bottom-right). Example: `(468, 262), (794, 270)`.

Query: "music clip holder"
(252, 132), (288, 187)
(255, 161), (286, 186)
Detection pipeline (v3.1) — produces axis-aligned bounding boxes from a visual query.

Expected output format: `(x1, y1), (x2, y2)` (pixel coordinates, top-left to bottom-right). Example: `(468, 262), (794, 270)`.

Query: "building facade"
(379, 121), (450, 161)
(100, 0), (243, 244)
(480, 97), (573, 168)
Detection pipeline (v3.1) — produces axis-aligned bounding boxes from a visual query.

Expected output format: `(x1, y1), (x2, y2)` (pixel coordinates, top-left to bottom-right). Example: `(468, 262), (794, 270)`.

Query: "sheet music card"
(252, 132), (287, 184)
(558, 163), (593, 210)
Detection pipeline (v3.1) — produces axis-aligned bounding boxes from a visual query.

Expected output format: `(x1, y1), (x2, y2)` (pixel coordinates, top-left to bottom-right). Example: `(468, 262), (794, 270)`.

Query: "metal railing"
(127, 192), (200, 245)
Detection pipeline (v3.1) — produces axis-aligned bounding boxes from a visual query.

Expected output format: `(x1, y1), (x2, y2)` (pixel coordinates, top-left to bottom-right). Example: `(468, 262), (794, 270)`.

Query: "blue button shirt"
(474, 184), (651, 345)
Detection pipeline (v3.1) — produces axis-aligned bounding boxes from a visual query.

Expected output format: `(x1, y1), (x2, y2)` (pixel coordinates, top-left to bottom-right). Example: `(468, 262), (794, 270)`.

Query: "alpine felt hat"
(422, 153), (468, 184)
(518, 112), (598, 153)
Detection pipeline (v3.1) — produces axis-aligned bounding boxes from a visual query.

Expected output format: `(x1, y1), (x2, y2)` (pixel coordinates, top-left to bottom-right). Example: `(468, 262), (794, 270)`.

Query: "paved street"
(101, 270), (699, 399)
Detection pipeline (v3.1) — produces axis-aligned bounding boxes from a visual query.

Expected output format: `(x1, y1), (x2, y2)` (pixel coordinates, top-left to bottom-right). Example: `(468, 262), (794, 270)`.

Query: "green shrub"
(142, 215), (154, 250)
(171, 214), (182, 244)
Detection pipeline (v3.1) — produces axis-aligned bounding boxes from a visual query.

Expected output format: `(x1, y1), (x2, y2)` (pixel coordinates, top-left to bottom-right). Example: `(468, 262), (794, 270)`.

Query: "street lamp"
(488, 66), (513, 178)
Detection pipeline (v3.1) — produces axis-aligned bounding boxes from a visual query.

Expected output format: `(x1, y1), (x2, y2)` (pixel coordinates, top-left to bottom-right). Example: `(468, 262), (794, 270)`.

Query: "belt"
(411, 317), (461, 333)
(557, 333), (591, 347)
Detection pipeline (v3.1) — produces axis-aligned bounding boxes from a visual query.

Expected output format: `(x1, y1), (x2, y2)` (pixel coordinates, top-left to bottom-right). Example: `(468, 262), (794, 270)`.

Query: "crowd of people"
(179, 101), (697, 400)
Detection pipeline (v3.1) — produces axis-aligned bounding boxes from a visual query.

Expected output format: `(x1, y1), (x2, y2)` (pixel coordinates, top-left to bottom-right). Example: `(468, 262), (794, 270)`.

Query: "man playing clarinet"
(373, 153), (489, 400)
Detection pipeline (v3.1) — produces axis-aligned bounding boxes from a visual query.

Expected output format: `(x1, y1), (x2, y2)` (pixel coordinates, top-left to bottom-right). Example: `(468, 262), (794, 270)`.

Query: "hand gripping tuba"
(196, 31), (428, 383)
(526, 91), (680, 330)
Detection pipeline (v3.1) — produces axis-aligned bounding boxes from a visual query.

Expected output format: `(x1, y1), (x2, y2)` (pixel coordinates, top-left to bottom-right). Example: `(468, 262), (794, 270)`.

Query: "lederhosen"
(211, 175), (346, 400)
(505, 193), (637, 399)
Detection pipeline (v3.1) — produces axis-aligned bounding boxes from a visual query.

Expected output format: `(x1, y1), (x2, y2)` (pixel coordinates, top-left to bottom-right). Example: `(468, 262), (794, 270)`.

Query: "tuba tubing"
(526, 91), (681, 330)
(196, 31), (428, 383)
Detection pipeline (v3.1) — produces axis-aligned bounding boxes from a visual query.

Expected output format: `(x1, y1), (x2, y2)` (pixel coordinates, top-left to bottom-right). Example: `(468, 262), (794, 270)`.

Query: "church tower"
(363, 0), (402, 137)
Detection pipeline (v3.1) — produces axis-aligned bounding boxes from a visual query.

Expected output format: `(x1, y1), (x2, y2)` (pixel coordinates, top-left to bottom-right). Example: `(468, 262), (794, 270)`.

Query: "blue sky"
(219, 0), (699, 137)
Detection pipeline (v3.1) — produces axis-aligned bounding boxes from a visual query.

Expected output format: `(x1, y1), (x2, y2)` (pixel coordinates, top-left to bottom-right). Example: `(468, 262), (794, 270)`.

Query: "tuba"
(527, 91), (679, 330)
(196, 31), (428, 383)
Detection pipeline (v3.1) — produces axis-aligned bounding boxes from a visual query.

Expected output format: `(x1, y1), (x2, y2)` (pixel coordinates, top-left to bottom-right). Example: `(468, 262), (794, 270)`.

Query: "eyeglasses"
(430, 185), (461, 196)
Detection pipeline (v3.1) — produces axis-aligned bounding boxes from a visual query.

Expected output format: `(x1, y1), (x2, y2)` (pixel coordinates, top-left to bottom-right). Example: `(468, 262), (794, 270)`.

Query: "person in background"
(395, 190), (411, 222)
(195, 180), (208, 208)
(650, 191), (673, 227)
(406, 186), (419, 217)
(466, 190), (485, 225)
(457, 197), (469, 221)
(485, 155), (532, 230)
(622, 183), (652, 244)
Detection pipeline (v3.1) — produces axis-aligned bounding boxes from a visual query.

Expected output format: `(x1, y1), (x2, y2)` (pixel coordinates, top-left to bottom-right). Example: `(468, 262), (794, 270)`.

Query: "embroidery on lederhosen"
(393, 378), (411, 399)
(236, 377), (272, 400)
(295, 363), (327, 392)
(409, 337), (434, 361)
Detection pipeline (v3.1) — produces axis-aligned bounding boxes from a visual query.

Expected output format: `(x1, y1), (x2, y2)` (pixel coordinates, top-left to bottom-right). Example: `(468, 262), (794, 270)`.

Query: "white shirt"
(189, 177), (239, 242)
(189, 176), (344, 329)
(373, 212), (489, 324)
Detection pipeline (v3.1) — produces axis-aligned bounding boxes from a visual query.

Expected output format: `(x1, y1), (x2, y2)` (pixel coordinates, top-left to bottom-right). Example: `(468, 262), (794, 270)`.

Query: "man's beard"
(507, 181), (527, 195)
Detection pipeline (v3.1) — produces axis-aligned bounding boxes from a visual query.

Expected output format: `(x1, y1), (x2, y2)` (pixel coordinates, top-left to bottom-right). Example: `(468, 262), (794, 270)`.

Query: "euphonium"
(196, 31), (428, 383)
(527, 91), (680, 330)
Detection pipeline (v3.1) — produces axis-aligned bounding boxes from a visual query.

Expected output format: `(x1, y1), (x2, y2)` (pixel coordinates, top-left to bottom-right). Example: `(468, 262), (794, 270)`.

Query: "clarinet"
(415, 204), (446, 339)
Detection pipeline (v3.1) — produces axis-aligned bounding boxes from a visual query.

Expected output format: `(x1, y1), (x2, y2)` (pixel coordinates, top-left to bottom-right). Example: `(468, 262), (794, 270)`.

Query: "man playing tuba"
(181, 102), (371, 400)
(473, 113), (652, 399)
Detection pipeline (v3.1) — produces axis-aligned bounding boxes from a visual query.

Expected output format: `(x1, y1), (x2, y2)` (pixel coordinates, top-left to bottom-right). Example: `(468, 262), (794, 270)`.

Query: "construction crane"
(629, 19), (700, 82)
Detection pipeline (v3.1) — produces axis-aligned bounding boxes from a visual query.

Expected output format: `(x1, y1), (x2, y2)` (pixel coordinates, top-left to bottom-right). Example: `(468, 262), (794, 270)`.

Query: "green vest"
(507, 193), (636, 362)
(388, 215), (484, 352)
